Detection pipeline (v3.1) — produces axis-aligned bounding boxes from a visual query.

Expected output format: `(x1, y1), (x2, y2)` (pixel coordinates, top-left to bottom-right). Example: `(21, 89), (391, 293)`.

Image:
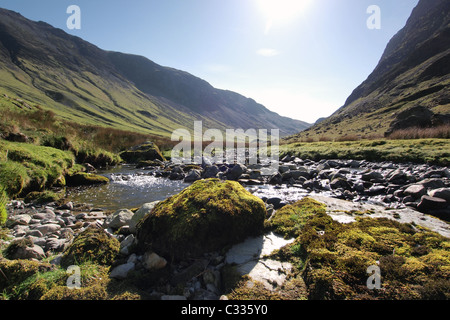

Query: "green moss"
(265, 197), (450, 300)
(227, 278), (284, 300)
(120, 142), (166, 164)
(0, 259), (55, 294)
(0, 185), (7, 225)
(66, 172), (109, 187)
(269, 198), (327, 238)
(136, 178), (267, 260)
(60, 228), (120, 268)
(24, 190), (65, 204)
(0, 140), (74, 197)
(281, 139), (450, 166)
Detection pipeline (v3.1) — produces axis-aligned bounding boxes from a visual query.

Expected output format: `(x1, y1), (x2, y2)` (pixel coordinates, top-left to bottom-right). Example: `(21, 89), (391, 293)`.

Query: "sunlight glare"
(257, 0), (311, 33)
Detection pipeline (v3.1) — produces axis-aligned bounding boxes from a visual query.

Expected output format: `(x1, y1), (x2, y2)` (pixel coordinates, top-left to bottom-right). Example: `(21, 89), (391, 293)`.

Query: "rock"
(225, 232), (295, 265)
(268, 173), (282, 185)
(368, 185), (387, 195)
(60, 228), (120, 268)
(129, 201), (159, 233)
(404, 184), (427, 199)
(6, 214), (32, 227)
(429, 188), (450, 203)
(184, 169), (202, 183)
(266, 197), (282, 209)
(202, 165), (220, 179)
(361, 171), (384, 183)
(226, 164), (246, 181)
(417, 196), (448, 213)
(45, 238), (67, 253)
(4, 239), (46, 260)
(110, 262), (135, 279)
(119, 142), (166, 163)
(120, 234), (136, 255)
(105, 209), (134, 230)
(388, 170), (408, 183)
(143, 251), (167, 270)
(33, 209), (56, 221)
(66, 172), (109, 187)
(417, 178), (445, 190)
(136, 179), (266, 260)
(35, 223), (61, 236)
(330, 178), (351, 190)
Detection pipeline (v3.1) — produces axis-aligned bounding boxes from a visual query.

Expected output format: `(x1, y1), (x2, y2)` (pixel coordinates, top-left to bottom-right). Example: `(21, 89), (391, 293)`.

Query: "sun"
(257, 0), (311, 33)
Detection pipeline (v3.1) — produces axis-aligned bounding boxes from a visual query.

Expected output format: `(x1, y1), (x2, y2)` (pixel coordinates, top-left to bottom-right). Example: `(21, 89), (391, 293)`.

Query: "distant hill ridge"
(0, 8), (310, 137)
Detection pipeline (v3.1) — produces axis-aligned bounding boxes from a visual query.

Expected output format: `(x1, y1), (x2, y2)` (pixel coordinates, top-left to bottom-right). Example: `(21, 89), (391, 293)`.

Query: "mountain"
(288, 0), (449, 141)
(0, 8), (310, 138)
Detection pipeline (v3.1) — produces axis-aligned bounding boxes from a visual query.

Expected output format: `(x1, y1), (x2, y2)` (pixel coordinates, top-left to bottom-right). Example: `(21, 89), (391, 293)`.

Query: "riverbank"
(280, 139), (450, 167)
(1, 135), (450, 300)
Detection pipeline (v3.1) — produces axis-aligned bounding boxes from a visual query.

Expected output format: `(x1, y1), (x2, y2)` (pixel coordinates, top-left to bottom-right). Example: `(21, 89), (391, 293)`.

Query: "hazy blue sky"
(0, 0), (419, 123)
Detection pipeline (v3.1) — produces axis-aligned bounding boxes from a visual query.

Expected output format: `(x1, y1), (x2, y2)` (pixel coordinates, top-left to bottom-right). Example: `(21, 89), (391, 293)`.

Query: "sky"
(0, 0), (419, 123)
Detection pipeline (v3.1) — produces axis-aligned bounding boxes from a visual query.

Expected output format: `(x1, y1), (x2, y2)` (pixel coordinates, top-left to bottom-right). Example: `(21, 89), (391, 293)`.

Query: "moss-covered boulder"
(60, 228), (120, 268)
(119, 142), (166, 164)
(0, 259), (55, 295)
(136, 178), (267, 260)
(66, 172), (109, 187)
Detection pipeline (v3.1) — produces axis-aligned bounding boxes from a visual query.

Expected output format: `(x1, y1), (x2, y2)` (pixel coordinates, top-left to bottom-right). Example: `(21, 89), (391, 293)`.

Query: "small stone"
(110, 262), (135, 279)
(143, 251), (167, 270)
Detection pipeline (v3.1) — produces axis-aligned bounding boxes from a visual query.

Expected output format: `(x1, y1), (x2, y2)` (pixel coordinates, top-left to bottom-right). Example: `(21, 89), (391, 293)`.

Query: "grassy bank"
(0, 140), (74, 198)
(280, 139), (450, 166)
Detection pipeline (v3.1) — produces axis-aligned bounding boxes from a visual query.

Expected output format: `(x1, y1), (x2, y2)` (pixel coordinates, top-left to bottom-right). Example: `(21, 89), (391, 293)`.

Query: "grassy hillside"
(290, 0), (449, 141)
(0, 8), (309, 139)
(280, 138), (450, 166)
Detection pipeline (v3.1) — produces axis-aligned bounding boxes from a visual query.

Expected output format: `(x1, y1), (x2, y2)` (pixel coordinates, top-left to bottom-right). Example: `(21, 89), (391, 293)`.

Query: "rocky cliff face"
(291, 0), (449, 140)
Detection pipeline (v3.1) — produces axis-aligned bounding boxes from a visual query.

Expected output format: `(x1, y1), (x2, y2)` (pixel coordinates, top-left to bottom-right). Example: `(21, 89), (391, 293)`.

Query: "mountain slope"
(0, 8), (310, 138)
(288, 0), (449, 141)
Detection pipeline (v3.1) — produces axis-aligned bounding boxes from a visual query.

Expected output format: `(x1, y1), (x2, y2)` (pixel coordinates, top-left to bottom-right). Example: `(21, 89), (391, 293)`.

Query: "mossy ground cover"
(264, 198), (450, 300)
(280, 139), (450, 166)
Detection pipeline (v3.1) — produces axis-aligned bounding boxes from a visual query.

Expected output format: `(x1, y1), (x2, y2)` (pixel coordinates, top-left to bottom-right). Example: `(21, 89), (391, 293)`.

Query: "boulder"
(429, 188), (450, 203)
(226, 164), (247, 181)
(60, 228), (120, 268)
(3, 238), (46, 260)
(184, 169), (202, 183)
(110, 262), (135, 279)
(6, 214), (32, 227)
(66, 172), (109, 187)
(202, 165), (220, 179)
(136, 179), (267, 260)
(417, 196), (448, 213)
(361, 171), (384, 183)
(129, 201), (159, 233)
(105, 209), (134, 230)
(404, 184), (427, 199)
(417, 178), (445, 190)
(119, 142), (165, 164)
